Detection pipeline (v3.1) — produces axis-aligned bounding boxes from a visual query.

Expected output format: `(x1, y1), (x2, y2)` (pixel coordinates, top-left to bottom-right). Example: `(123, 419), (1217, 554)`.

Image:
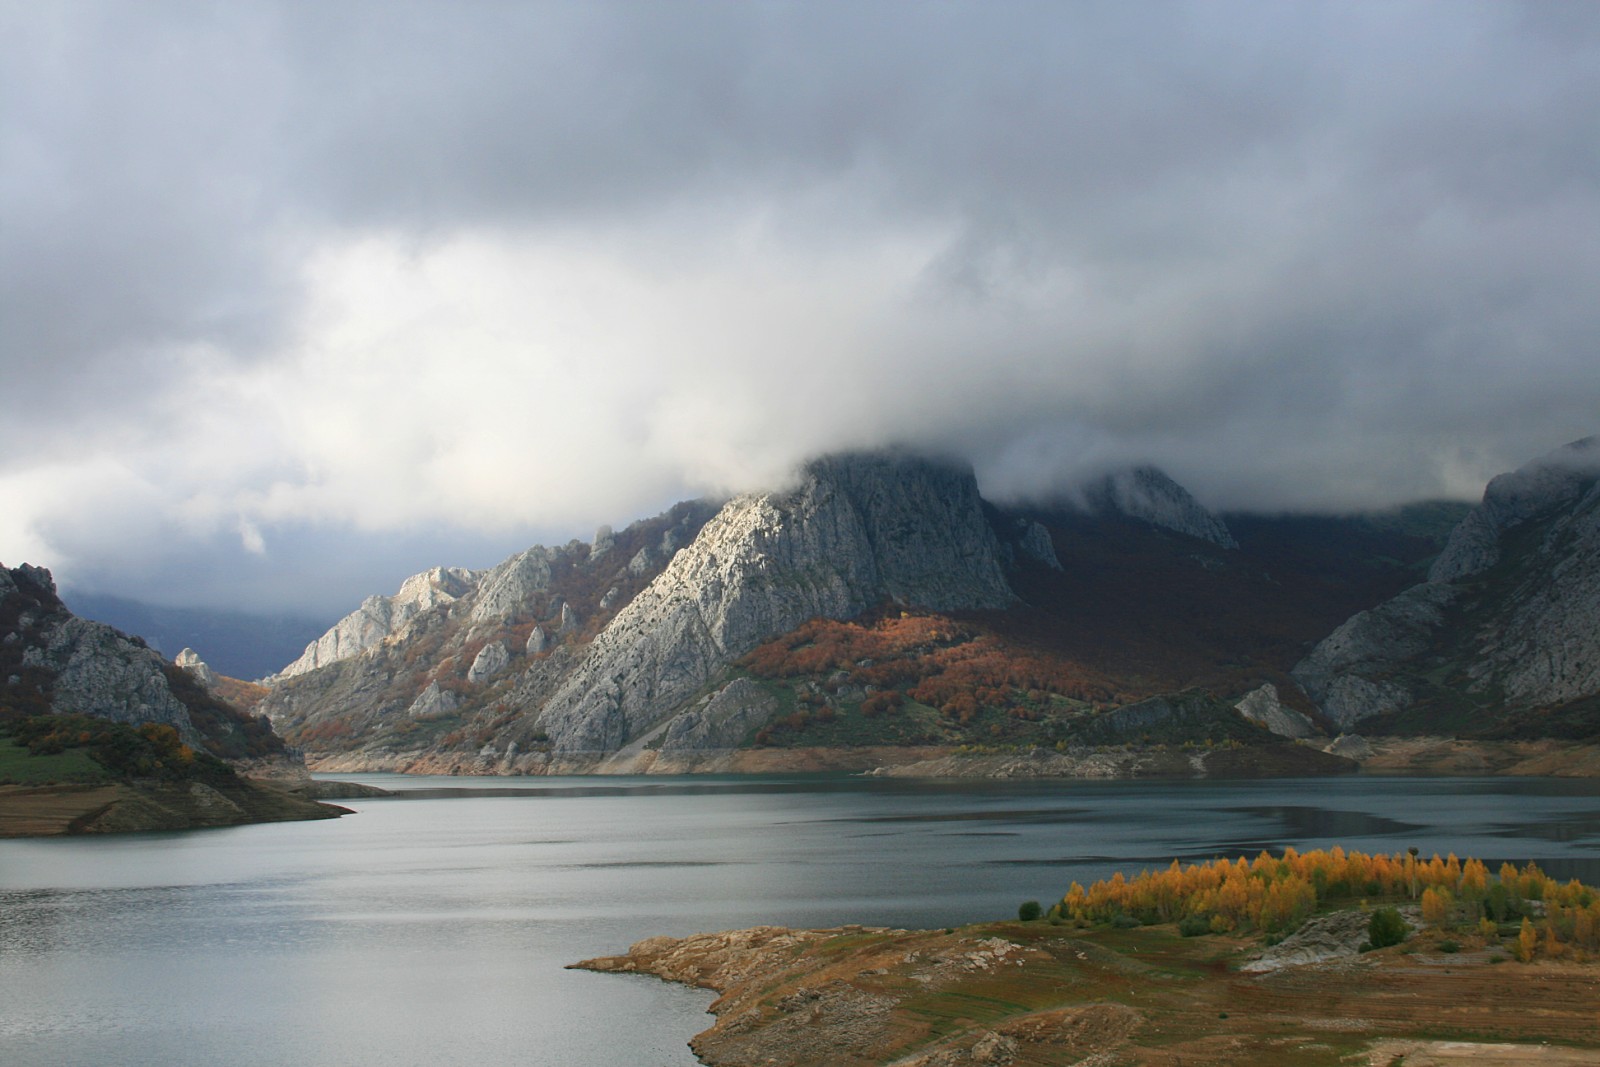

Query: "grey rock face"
(1292, 583), (1457, 727)
(1295, 436), (1600, 730)
(526, 625), (550, 655)
(469, 548), (553, 624)
(1081, 466), (1238, 548)
(655, 678), (780, 753)
(256, 501), (720, 758)
(5, 565), (201, 743)
(1323, 734), (1374, 760)
(1468, 479), (1600, 706)
(23, 615), (201, 741)
(1429, 436), (1599, 582)
(276, 565), (478, 679)
(407, 680), (458, 717)
(467, 640), (510, 684)
(536, 452), (1016, 755)
(1078, 689), (1255, 742)
(1016, 520), (1063, 570)
(1233, 683), (1316, 738)
(175, 647), (219, 689)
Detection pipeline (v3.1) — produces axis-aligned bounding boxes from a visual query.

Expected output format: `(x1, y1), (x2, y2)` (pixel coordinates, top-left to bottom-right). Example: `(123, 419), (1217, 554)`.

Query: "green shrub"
(1110, 913), (1141, 929)
(1485, 883), (1511, 922)
(1436, 939), (1460, 953)
(1178, 914), (1211, 937)
(1368, 907), (1409, 949)
(1017, 900), (1042, 922)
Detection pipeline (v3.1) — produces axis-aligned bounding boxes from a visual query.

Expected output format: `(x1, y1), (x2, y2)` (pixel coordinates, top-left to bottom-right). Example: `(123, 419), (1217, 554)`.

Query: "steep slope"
(63, 593), (329, 682)
(533, 452), (1015, 755)
(1076, 465), (1239, 548)
(1294, 437), (1600, 737)
(1, 563), (343, 834)
(264, 448), (1469, 774)
(1, 564), (286, 761)
(259, 500), (721, 754)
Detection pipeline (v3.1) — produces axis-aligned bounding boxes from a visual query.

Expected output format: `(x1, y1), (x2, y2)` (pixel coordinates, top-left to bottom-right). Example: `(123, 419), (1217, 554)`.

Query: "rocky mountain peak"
(1428, 436), (1600, 582)
(533, 450), (1016, 755)
(1295, 434), (1600, 731)
(3, 563), (287, 760)
(273, 564), (482, 681)
(174, 647), (219, 689)
(1079, 465), (1238, 548)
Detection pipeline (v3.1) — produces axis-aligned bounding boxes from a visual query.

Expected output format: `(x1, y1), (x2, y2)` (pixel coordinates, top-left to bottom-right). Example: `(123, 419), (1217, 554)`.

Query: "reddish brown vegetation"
(743, 611), (1131, 720)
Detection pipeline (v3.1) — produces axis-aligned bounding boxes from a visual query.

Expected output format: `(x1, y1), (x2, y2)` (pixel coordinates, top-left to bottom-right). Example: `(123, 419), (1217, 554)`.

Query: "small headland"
(0, 714), (364, 836)
(573, 848), (1600, 1066)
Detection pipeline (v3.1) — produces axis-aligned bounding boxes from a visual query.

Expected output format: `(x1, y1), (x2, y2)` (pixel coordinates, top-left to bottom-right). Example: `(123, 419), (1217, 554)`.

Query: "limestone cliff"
(258, 500), (720, 756)
(272, 565), (479, 680)
(534, 453), (1015, 755)
(1, 564), (289, 761)
(1294, 436), (1600, 733)
(1079, 466), (1238, 548)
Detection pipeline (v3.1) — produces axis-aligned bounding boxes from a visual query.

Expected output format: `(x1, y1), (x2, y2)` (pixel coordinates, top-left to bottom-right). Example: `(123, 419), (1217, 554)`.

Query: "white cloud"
(3, 1), (1598, 611)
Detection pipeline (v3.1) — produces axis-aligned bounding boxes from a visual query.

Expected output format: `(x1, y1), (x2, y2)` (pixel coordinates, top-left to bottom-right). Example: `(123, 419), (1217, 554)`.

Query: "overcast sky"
(3, 1), (1597, 616)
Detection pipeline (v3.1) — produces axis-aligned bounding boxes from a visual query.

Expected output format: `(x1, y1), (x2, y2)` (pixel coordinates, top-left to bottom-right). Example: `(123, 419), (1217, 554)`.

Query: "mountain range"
(249, 438), (1598, 776)
(11, 436), (1596, 781)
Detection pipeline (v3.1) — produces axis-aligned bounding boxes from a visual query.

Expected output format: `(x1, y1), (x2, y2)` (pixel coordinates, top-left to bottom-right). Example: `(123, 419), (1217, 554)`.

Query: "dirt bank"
(0, 779), (348, 837)
(574, 918), (1600, 1066)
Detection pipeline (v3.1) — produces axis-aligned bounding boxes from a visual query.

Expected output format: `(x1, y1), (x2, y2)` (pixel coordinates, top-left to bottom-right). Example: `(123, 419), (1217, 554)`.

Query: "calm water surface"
(2, 773), (1598, 1066)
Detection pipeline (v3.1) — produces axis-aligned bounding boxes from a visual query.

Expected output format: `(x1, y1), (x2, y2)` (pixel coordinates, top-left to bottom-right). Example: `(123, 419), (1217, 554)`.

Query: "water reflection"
(3, 774), (1600, 1067)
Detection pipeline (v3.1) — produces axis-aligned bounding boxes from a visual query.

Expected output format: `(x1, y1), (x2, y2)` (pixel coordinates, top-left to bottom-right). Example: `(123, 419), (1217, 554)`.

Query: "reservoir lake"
(3, 773), (1599, 1066)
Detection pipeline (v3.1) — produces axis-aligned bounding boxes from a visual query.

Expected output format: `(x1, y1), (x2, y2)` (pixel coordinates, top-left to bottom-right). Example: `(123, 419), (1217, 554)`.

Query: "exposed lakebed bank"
(304, 736), (1600, 779)
(0, 777), (351, 837)
(574, 913), (1600, 1066)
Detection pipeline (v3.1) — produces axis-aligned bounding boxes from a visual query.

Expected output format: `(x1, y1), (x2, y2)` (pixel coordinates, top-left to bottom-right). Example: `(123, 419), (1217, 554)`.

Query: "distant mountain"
(257, 449), (1474, 774)
(63, 593), (331, 681)
(1074, 465), (1239, 548)
(1294, 436), (1600, 740)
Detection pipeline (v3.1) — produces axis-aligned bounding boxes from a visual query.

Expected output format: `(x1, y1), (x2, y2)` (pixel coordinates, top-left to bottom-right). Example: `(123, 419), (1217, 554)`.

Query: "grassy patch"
(0, 736), (108, 784)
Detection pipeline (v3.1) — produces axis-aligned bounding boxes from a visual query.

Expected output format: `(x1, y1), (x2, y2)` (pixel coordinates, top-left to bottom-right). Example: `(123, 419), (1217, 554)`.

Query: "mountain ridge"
(1293, 436), (1600, 736)
(254, 448), (1482, 774)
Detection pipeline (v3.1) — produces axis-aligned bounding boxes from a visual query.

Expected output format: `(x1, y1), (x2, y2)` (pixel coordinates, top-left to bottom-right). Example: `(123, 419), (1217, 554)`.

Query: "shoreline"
(303, 736), (1600, 779)
(0, 778), (351, 838)
(572, 915), (1600, 1066)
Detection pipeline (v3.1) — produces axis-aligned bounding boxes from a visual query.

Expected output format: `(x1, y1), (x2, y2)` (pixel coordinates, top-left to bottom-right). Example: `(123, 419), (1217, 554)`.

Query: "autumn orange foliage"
(742, 612), (1130, 713)
(1056, 847), (1600, 956)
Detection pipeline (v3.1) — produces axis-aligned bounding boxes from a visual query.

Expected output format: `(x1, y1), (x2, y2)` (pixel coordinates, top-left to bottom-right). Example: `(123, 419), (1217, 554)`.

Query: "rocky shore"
(574, 916), (1600, 1066)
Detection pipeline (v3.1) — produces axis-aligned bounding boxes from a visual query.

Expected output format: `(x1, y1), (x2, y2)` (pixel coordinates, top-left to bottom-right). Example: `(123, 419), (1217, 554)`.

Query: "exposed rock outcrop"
(6, 565), (203, 744)
(258, 500), (721, 758)
(1233, 683), (1316, 739)
(1294, 436), (1600, 731)
(1080, 465), (1238, 548)
(654, 677), (780, 754)
(534, 453), (1016, 755)
(274, 565), (478, 680)
(466, 640), (509, 684)
(2, 564), (296, 765)
(406, 680), (457, 717)
(174, 647), (218, 689)
(1015, 520), (1063, 570)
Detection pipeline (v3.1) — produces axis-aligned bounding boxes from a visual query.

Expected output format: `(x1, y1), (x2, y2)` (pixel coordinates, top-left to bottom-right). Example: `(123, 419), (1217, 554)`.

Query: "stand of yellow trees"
(1051, 846), (1600, 958)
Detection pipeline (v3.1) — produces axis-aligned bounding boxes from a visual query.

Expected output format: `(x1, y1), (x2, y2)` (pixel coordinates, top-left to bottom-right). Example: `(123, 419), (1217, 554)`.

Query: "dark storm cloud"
(2, 0), (1598, 612)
